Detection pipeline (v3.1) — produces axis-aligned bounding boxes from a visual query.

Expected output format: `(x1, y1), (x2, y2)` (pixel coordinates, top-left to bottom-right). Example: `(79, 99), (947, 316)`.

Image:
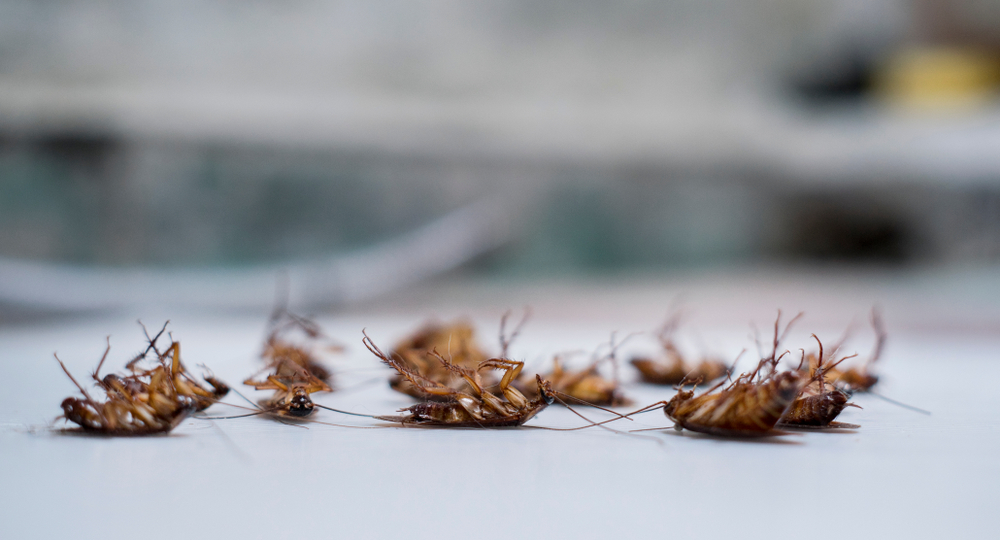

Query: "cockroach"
(262, 308), (340, 384)
(388, 319), (492, 401)
(628, 311), (807, 437)
(777, 335), (861, 429)
(517, 334), (631, 407)
(55, 340), (195, 435)
(630, 315), (730, 386)
(518, 354), (629, 407)
(658, 370), (806, 437)
(243, 358), (332, 418)
(364, 330), (557, 427)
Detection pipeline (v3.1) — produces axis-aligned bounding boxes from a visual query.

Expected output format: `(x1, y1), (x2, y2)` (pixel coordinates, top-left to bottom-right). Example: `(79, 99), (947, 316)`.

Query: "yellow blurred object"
(874, 46), (1000, 111)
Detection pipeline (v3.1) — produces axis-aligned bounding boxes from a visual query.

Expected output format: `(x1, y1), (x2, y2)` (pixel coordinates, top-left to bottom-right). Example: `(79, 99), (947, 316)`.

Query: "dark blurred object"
(785, 194), (910, 263)
(791, 52), (874, 102)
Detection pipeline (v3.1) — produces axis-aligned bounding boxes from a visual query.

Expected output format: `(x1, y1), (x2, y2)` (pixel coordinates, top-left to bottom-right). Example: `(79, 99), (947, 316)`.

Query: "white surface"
(1, 305), (996, 540)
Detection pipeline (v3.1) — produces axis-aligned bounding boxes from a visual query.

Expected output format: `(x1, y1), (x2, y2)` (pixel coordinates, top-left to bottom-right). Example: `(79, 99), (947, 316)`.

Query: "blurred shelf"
(1, 80), (999, 186)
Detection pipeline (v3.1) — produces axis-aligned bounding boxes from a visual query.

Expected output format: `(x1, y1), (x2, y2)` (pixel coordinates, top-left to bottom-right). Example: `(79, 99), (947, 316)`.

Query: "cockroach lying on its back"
(517, 334), (631, 407)
(657, 362), (805, 437)
(262, 307), (341, 384)
(630, 314), (730, 386)
(810, 309), (885, 392)
(629, 312), (806, 438)
(244, 358), (332, 418)
(215, 310), (340, 421)
(56, 337), (192, 435)
(365, 330), (556, 427)
(777, 335), (861, 430)
(388, 319), (493, 401)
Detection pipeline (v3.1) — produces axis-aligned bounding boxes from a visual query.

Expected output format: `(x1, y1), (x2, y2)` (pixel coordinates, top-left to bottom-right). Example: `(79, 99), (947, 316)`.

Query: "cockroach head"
(663, 389), (694, 418)
(535, 374), (556, 405)
(287, 388), (315, 417)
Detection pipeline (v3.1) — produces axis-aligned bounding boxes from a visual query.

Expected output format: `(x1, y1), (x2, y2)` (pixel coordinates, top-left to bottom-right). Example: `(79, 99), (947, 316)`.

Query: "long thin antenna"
(867, 391), (931, 415)
(499, 308), (531, 358)
(313, 404), (380, 419)
(55, 353), (95, 404)
(551, 391), (633, 421)
(90, 337), (113, 383)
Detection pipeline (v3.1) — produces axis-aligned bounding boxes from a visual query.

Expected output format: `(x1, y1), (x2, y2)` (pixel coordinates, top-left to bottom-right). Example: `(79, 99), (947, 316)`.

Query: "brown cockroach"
(654, 365), (806, 437)
(630, 315), (730, 386)
(517, 334), (631, 407)
(364, 330), (558, 428)
(777, 335), (861, 429)
(628, 311), (807, 437)
(387, 319), (493, 401)
(518, 354), (629, 407)
(262, 308), (341, 384)
(243, 357), (333, 418)
(55, 340), (195, 435)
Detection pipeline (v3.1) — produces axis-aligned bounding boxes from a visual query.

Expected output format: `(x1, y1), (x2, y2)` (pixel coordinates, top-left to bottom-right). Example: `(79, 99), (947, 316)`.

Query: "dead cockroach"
(517, 334), (631, 407)
(243, 357), (332, 418)
(262, 307), (341, 384)
(815, 309), (885, 392)
(659, 370), (806, 437)
(777, 335), (861, 430)
(630, 314), (730, 386)
(55, 339), (195, 435)
(121, 322), (229, 411)
(629, 311), (807, 437)
(364, 329), (557, 427)
(387, 319), (492, 401)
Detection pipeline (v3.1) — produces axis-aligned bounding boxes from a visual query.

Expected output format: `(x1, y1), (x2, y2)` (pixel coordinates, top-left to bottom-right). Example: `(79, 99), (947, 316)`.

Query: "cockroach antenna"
(269, 271), (291, 327)
(88, 337), (113, 384)
(722, 349), (746, 384)
(312, 403), (383, 419)
(603, 330), (639, 388)
(771, 310), (804, 362)
(868, 307), (887, 367)
(866, 391), (931, 415)
(194, 389), (309, 429)
(55, 353), (96, 404)
(499, 308), (531, 358)
(656, 310), (684, 347)
(750, 323), (764, 363)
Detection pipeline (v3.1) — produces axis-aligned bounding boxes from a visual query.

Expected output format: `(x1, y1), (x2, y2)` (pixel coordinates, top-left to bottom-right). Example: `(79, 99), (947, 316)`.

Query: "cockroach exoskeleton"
(262, 307), (341, 384)
(55, 339), (196, 436)
(388, 319), (493, 401)
(243, 358), (333, 418)
(364, 330), (556, 428)
(629, 311), (807, 438)
(630, 314), (730, 386)
(658, 369), (807, 437)
(778, 335), (861, 430)
(518, 334), (632, 407)
(517, 354), (630, 407)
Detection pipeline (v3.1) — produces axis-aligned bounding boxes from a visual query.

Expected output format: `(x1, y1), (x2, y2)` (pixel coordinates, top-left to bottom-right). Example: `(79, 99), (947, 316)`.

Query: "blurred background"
(1, 0), (999, 317)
